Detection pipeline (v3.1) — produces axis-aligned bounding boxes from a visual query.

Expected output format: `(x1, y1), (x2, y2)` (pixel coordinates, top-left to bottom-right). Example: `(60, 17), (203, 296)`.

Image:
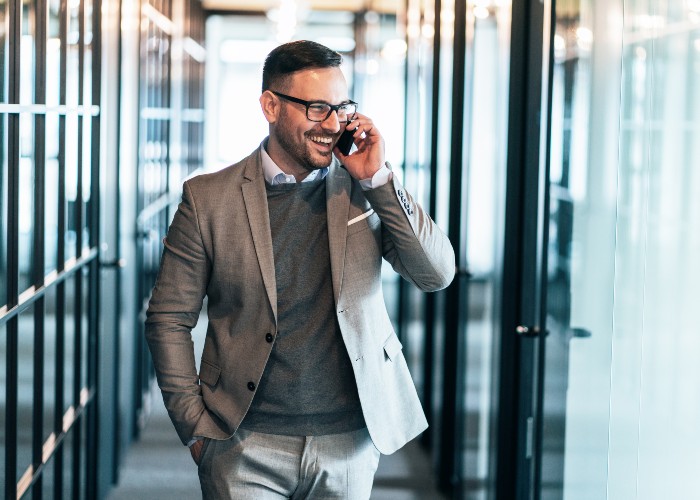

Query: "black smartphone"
(336, 124), (356, 155)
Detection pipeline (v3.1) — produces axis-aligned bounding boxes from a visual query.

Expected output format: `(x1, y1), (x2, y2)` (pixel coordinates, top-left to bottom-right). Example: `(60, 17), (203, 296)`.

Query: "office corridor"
(3, 1), (700, 499)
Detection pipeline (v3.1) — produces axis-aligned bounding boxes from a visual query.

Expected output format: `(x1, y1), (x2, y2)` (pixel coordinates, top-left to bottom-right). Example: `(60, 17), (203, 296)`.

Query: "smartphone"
(336, 124), (356, 155)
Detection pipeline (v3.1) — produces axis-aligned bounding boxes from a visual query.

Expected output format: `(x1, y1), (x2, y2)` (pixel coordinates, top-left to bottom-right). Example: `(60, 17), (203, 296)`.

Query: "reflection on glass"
(67, 3), (81, 108)
(19, 153), (34, 294)
(16, 307), (36, 483)
(81, 267), (90, 390)
(63, 275), (76, 416)
(46, 160), (60, 274)
(542, 0), (618, 497)
(65, 112), (80, 262)
(610, 3), (700, 498)
(1, 114), (7, 307)
(462, 2), (511, 498)
(43, 286), (58, 442)
(402, 0), (435, 405)
(0, 323), (5, 476)
(354, 11), (406, 168)
(429, 0), (456, 468)
(0, 0), (5, 307)
(82, 115), (92, 252)
(541, 1), (700, 498)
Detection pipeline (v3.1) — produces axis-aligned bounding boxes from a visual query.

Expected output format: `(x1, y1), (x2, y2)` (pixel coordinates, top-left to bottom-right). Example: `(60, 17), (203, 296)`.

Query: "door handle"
(569, 327), (592, 339)
(516, 325), (547, 338)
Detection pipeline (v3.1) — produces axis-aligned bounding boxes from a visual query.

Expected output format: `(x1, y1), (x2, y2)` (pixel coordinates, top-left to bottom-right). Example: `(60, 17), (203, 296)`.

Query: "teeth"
(310, 136), (332, 144)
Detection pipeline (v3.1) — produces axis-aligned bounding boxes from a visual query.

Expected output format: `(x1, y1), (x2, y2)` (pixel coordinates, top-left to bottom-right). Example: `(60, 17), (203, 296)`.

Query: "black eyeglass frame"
(270, 91), (358, 122)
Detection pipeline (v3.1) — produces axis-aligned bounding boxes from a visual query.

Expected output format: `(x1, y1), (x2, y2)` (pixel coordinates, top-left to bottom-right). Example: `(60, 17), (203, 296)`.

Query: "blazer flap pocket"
(199, 360), (221, 387)
(383, 334), (403, 361)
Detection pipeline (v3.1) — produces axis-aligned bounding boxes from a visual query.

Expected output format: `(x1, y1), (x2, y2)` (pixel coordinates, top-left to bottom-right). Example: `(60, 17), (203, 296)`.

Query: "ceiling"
(202, 0), (400, 14)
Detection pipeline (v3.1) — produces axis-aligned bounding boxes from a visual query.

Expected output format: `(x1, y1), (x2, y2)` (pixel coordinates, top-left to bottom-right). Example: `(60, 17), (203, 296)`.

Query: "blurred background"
(1, 0), (699, 498)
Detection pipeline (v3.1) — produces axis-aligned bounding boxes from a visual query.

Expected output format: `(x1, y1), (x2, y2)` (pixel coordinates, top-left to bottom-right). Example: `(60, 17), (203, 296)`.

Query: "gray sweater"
(239, 178), (365, 435)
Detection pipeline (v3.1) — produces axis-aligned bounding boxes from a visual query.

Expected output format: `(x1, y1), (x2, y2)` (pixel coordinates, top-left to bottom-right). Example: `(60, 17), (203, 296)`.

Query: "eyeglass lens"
(307, 103), (357, 122)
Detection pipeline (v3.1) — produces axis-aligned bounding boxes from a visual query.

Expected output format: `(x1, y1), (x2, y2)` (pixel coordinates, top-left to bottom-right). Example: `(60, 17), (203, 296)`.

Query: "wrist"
(359, 162), (393, 191)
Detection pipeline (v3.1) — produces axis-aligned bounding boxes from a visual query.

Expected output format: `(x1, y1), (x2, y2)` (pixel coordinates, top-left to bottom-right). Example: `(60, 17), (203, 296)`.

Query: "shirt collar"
(260, 141), (329, 186)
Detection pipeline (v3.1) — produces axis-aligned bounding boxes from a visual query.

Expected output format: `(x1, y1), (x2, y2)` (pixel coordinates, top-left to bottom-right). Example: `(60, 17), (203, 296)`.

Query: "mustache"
(305, 131), (338, 139)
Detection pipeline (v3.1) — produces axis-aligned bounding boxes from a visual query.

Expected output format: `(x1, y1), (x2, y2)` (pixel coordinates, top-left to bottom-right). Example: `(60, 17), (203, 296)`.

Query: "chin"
(306, 152), (333, 170)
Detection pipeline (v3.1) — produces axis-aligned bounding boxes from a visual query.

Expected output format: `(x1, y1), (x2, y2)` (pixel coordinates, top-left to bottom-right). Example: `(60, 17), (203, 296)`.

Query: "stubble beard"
(275, 111), (333, 173)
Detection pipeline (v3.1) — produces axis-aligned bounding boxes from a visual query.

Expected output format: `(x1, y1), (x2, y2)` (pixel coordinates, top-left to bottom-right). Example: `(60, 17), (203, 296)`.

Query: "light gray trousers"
(197, 427), (380, 499)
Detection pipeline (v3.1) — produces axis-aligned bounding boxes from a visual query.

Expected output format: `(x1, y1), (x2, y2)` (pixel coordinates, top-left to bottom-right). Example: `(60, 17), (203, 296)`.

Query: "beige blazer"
(145, 146), (455, 455)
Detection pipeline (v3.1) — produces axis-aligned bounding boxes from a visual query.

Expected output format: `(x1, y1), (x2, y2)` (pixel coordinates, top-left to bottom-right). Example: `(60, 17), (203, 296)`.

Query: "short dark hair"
(262, 40), (342, 93)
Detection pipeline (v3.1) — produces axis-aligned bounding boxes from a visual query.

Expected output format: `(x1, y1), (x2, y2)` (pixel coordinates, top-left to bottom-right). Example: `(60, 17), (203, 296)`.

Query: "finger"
(353, 122), (377, 139)
(333, 145), (347, 160)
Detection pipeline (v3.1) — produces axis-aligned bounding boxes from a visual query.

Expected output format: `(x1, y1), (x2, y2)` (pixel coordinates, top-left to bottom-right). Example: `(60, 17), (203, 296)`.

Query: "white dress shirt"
(260, 144), (392, 190)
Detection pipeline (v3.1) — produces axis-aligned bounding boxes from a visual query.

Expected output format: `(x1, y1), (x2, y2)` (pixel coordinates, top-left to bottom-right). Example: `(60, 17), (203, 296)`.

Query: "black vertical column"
(72, 0), (86, 494)
(437, 0), (469, 495)
(5, 0), (22, 497)
(496, 0), (551, 497)
(420, 0), (442, 450)
(32, 0), (48, 497)
(86, 0), (102, 496)
(54, 0), (69, 497)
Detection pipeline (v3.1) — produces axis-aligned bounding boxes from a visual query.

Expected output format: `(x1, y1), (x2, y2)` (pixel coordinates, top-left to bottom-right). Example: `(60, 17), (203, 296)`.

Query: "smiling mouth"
(309, 135), (334, 147)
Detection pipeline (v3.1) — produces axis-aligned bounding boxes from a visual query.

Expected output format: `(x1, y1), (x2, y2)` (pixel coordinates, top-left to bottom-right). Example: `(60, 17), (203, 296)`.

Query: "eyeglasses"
(270, 91), (358, 123)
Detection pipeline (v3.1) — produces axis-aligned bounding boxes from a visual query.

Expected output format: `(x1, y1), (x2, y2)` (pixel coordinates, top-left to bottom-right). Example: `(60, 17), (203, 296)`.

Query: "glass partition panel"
(16, 306), (35, 484)
(401, 0), (434, 400)
(430, 0), (455, 462)
(0, 322), (4, 476)
(18, 146), (34, 294)
(541, 0), (622, 497)
(610, 1), (700, 498)
(1, 112), (7, 307)
(540, 0), (700, 498)
(461, 1), (512, 498)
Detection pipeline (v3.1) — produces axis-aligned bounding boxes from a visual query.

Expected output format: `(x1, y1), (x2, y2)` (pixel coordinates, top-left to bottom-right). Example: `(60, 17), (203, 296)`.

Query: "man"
(145, 40), (455, 499)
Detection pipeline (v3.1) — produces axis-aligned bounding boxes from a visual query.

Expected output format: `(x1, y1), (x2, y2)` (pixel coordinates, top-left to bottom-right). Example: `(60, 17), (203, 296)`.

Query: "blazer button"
(265, 333), (274, 343)
(247, 382), (256, 391)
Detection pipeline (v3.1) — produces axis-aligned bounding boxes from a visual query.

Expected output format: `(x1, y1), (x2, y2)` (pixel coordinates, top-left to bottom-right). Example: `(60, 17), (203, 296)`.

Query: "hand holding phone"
(334, 113), (386, 181)
(336, 122), (356, 156)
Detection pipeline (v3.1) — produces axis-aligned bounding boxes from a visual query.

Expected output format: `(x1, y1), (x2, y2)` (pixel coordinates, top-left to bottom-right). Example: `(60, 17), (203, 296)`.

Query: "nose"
(321, 109), (342, 134)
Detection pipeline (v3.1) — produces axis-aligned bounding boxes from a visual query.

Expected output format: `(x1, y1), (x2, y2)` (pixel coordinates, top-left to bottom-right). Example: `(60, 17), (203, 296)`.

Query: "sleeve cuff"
(359, 163), (393, 191)
(187, 437), (203, 447)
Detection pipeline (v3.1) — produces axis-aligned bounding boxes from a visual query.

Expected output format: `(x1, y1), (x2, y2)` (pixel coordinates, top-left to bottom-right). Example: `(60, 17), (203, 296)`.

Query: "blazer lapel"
(241, 155), (277, 322)
(326, 163), (351, 304)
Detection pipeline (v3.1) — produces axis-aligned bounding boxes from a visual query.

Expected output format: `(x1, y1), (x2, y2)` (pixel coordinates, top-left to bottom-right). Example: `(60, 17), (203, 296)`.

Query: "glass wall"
(130, 0), (207, 434)
(0, 0), (102, 497)
(541, 0), (700, 498)
(401, 0), (437, 416)
(400, 1), (513, 496)
(460, 1), (512, 497)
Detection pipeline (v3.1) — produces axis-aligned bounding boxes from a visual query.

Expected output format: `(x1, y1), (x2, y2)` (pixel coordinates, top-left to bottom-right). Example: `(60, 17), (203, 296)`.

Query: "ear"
(260, 90), (280, 124)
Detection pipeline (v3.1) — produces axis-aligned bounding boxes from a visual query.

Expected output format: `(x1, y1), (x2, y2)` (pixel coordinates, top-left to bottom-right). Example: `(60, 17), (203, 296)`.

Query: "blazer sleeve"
(362, 175), (456, 291)
(145, 180), (211, 445)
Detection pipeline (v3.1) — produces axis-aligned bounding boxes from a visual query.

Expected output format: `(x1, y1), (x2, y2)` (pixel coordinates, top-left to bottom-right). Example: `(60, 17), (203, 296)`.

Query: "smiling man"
(145, 40), (455, 499)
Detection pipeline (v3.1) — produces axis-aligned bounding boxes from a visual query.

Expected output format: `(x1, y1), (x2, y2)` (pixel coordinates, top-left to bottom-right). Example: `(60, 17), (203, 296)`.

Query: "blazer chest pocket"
(383, 334), (403, 362)
(347, 210), (380, 236)
(199, 360), (221, 388)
